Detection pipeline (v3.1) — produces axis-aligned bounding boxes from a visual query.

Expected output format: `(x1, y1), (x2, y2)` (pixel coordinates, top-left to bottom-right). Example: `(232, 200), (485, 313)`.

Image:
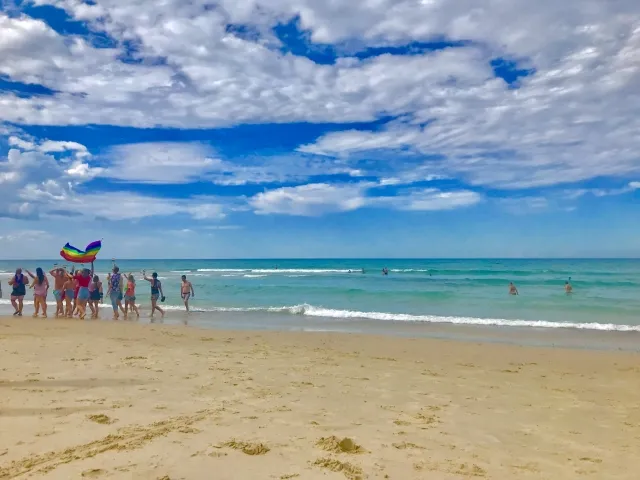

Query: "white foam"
(170, 270), (192, 273)
(390, 269), (430, 272)
(196, 268), (356, 274)
(244, 274), (267, 278)
(1, 299), (638, 333)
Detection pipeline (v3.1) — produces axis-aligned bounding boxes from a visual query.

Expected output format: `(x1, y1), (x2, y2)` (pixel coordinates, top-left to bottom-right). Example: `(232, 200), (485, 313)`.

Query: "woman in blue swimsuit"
(143, 270), (165, 318)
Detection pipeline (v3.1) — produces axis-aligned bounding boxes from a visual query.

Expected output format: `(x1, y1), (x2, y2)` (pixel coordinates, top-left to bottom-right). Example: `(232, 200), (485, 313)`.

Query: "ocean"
(1, 259), (639, 339)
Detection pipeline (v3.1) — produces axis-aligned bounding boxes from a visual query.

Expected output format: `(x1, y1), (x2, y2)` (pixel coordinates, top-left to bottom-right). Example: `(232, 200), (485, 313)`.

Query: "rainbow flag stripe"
(60, 240), (102, 263)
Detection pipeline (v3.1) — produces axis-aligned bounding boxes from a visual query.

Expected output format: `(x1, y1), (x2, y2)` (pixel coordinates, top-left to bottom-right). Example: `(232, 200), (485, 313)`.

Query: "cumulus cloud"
(250, 182), (481, 216)
(0, 0), (638, 210)
(251, 183), (368, 216)
(103, 142), (222, 184)
(0, 145), (228, 221)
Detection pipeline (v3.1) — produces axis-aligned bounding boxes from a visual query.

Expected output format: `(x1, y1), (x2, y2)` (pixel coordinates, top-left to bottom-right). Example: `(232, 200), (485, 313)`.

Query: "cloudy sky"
(1, 0), (639, 259)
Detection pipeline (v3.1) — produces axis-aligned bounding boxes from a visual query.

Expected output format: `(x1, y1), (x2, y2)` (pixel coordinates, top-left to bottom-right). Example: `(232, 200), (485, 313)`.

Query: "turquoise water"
(1, 259), (639, 332)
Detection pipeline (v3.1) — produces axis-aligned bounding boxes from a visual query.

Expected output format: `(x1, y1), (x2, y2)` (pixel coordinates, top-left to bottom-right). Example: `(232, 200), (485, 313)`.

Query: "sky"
(0, 0), (639, 259)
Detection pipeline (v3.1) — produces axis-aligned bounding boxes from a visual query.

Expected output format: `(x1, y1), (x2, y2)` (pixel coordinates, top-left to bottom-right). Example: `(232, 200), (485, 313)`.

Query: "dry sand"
(0, 317), (638, 479)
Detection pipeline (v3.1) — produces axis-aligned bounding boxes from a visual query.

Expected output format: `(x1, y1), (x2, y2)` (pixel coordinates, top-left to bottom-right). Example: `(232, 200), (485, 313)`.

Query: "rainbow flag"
(60, 240), (102, 263)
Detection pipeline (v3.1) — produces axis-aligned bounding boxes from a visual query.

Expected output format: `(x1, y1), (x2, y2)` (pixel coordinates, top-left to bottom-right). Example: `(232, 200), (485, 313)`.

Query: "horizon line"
(1, 257), (639, 261)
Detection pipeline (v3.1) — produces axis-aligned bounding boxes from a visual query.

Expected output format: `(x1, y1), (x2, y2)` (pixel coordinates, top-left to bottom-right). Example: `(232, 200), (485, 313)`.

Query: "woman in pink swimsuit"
(26, 268), (49, 318)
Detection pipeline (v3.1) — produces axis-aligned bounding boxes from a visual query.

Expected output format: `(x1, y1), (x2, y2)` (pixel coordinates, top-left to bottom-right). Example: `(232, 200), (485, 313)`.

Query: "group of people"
(4, 263), (196, 320)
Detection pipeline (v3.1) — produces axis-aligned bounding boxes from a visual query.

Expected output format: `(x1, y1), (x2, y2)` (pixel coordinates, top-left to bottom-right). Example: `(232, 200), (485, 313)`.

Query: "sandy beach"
(0, 317), (638, 479)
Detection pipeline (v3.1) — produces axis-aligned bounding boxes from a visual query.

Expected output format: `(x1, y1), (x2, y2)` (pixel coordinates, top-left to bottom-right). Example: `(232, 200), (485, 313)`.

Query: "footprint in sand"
(81, 469), (106, 478)
(87, 414), (115, 425)
(215, 440), (270, 455)
(313, 457), (363, 480)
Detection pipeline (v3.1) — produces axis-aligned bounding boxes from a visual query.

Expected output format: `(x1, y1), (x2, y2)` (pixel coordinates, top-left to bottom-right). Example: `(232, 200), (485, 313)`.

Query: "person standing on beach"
(26, 268), (49, 318)
(143, 271), (165, 318)
(180, 275), (195, 312)
(88, 275), (103, 319)
(8, 268), (28, 316)
(62, 274), (75, 317)
(74, 262), (94, 320)
(509, 282), (519, 295)
(123, 274), (140, 319)
(50, 267), (70, 317)
(107, 266), (126, 320)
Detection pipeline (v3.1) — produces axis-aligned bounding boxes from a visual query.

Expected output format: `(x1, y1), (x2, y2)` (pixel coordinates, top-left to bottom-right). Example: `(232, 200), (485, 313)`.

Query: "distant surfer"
(565, 281), (573, 294)
(382, 267), (389, 276)
(361, 268), (365, 274)
(509, 282), (519, 295)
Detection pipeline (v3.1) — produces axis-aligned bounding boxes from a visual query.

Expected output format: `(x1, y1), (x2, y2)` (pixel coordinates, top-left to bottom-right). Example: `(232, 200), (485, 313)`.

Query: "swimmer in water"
(565, 281), (573, 294)
(509, 282), (519, 295)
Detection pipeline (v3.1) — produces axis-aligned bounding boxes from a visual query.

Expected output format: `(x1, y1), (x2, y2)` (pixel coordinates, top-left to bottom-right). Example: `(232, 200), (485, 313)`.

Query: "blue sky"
(1, 0), (639, 259)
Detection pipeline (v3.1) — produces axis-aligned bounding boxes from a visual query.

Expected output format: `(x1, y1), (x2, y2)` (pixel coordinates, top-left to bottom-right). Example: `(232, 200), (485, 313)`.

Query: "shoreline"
(1, 316), (639, 478)
(2, 301), (639, 353)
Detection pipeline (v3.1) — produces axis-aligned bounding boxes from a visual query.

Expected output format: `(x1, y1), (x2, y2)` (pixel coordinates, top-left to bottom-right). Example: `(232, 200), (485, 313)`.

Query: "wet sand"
(0, 316), (638, 479)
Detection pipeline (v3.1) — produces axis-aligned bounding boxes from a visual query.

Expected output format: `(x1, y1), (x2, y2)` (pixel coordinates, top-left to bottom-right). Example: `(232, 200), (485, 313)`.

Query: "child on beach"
(180, 275), (195, 312)
(123, 274), (140, 319)
(26, 268), (49, 318)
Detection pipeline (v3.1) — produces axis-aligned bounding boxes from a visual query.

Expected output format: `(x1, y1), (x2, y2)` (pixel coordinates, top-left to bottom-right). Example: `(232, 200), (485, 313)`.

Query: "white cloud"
(380, 189), (482, 211)
(8, 136), (37, 151)
(251, 183), (368, 216)
(250, 182), (481, 215)
(0, 0), (638, 194)
(39, 140), (89, 157)
(99, 141), (359, 185)
(0, 145), (228, 221)
(103, 142), (221, 184)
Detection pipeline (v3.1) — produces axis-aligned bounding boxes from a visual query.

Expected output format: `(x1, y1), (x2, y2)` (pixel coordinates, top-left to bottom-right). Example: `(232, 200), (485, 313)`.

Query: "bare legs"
(65, 297), (73, 317)
(150, 297), (164, 318)
(32, 295), (47, 318)
(124, 299), (140, 319)
(77, 299), (88, 319)
(11, 296), (24, 316)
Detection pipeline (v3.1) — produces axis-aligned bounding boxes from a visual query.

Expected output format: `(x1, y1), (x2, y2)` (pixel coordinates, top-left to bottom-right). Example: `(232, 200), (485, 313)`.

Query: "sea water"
(1, 259), (639, 335)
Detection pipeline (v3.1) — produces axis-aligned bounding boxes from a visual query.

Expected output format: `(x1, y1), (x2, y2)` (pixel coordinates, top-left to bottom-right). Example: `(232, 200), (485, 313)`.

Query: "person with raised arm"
(8, 268), (28, 316)
(143, 270), (165, 318)
(49, 266), (70, 317)
(26, 268), (49, 318)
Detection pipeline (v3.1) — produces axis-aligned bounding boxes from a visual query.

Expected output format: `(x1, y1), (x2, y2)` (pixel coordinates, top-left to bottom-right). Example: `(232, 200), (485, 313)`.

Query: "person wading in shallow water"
(509, 282), (519, 295)
(26, 268), (49, 318)
(8, 268), (28, 316)
(143, 271), (165, 319)
(180, 275), (195, 312)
